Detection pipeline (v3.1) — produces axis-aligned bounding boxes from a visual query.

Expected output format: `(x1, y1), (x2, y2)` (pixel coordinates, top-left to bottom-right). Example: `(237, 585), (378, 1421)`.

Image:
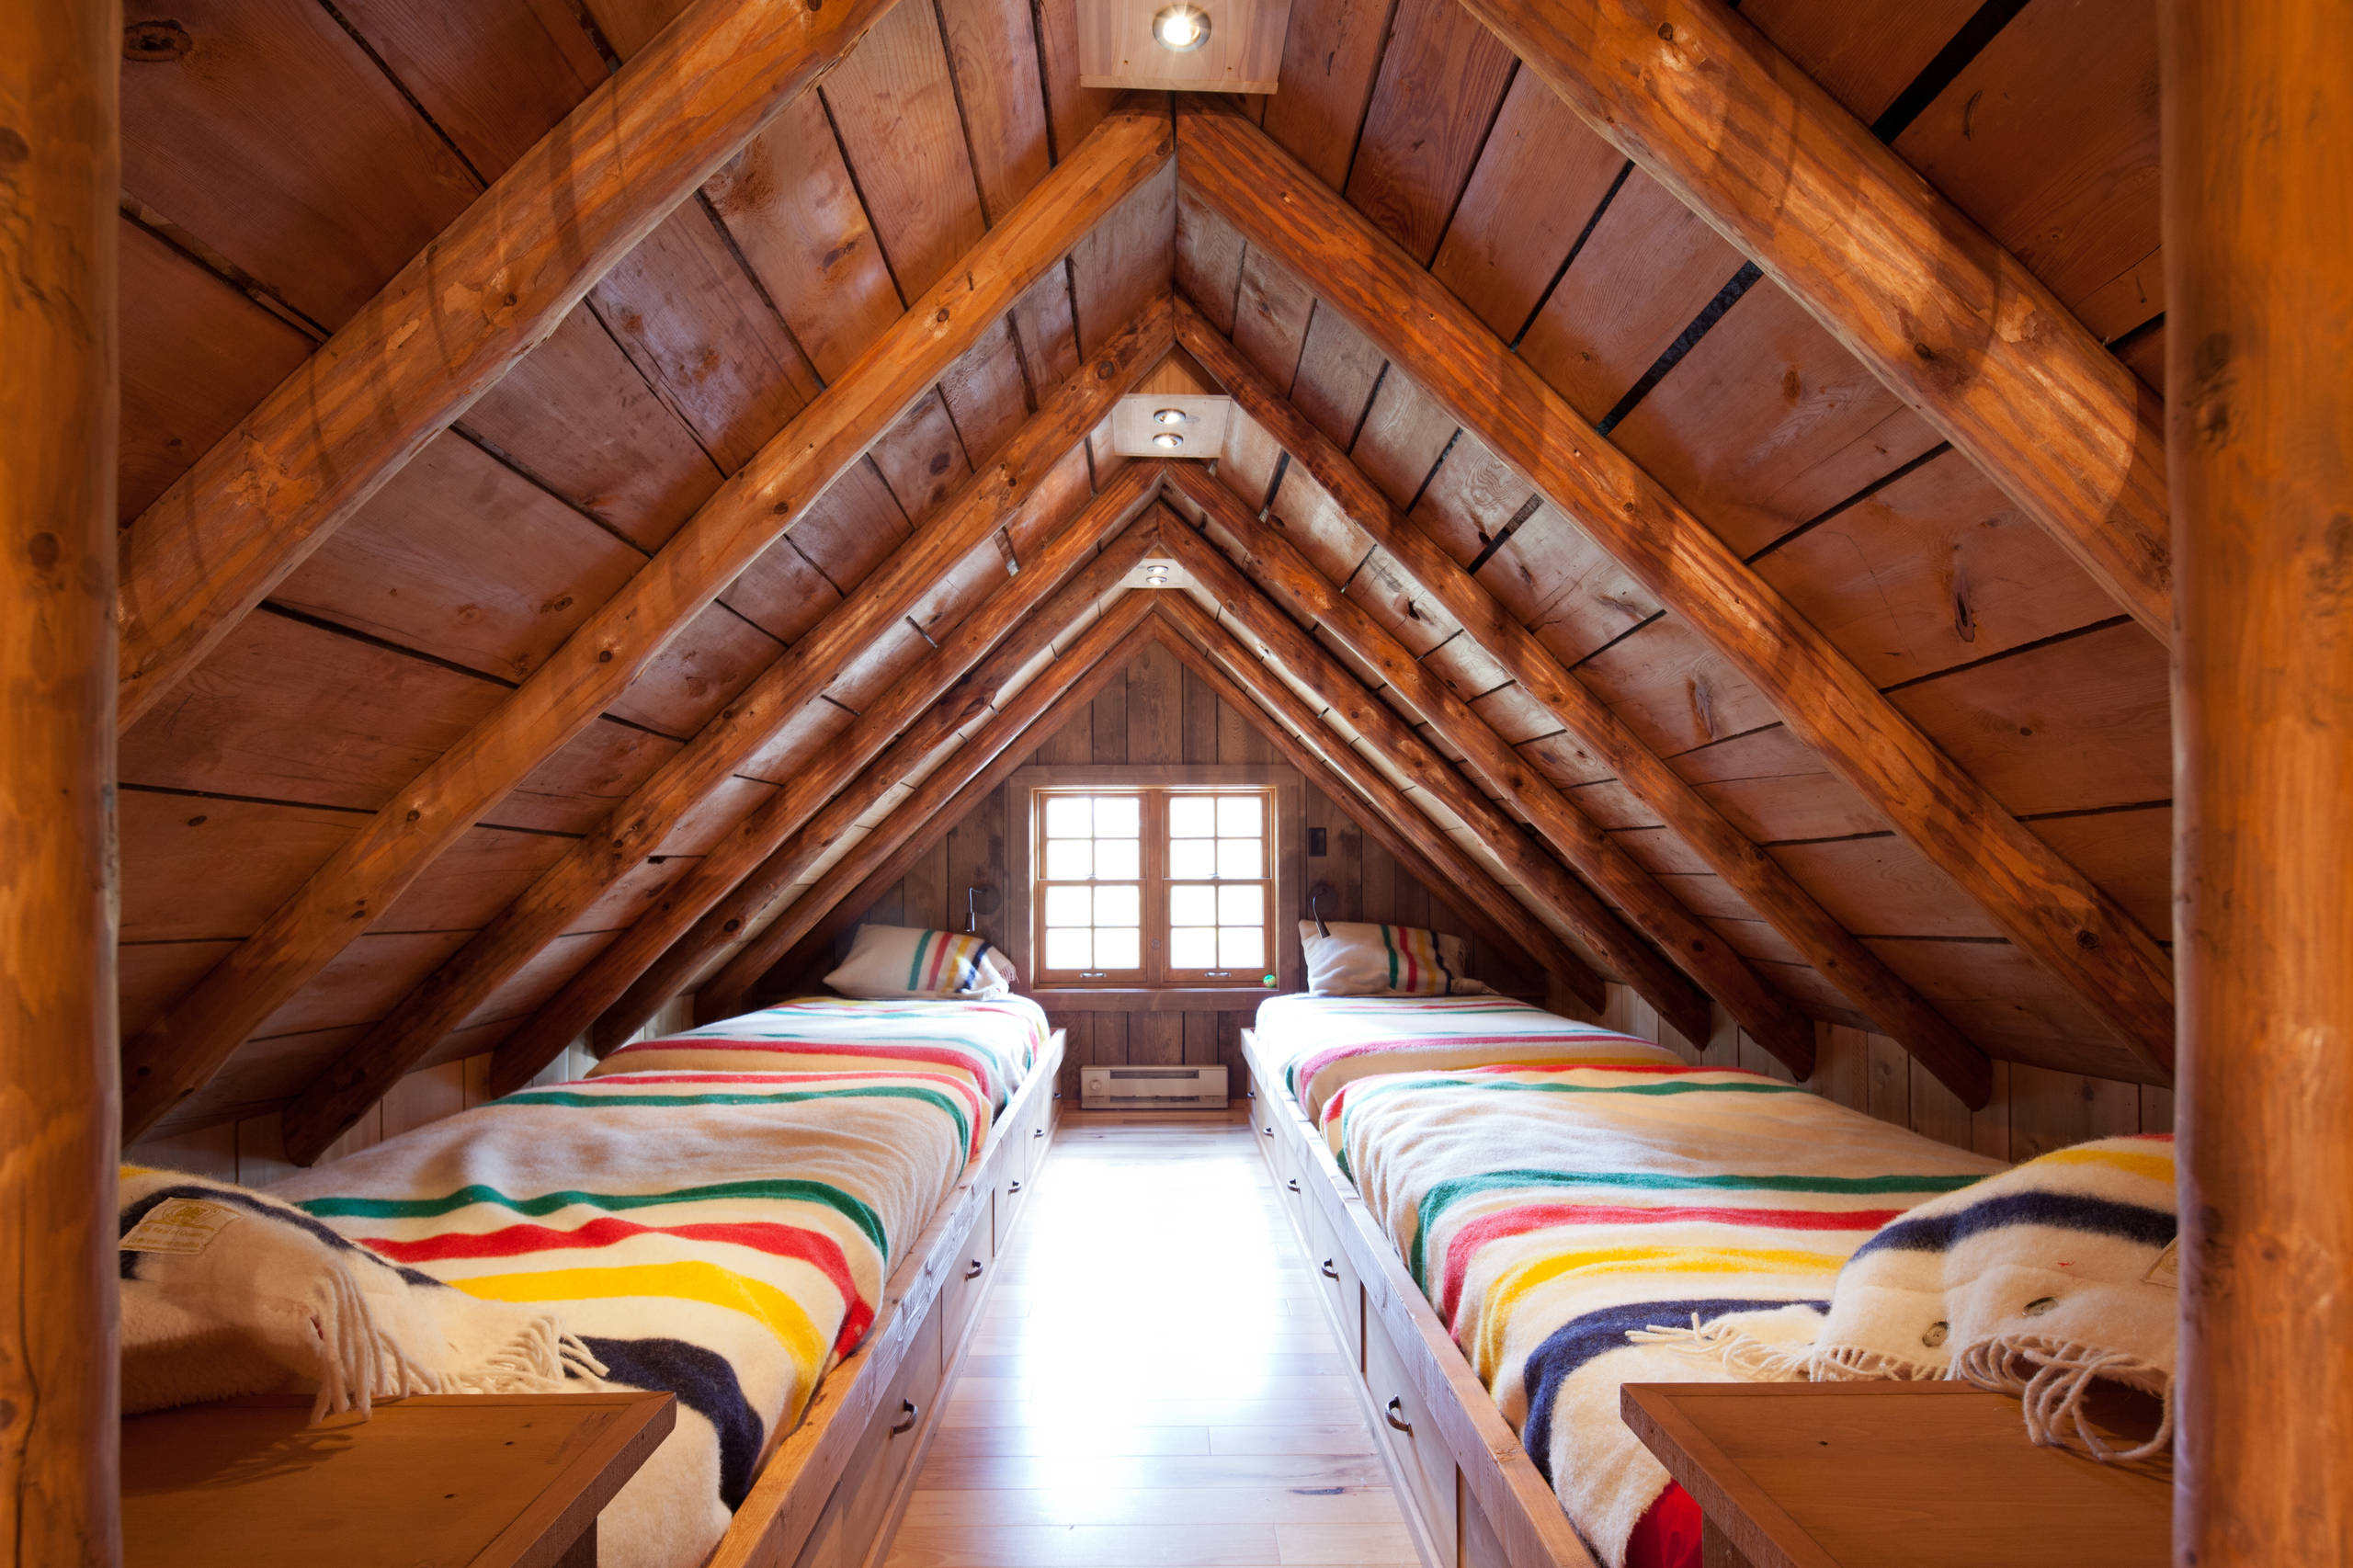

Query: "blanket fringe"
(1954, 1335), (2174, 1463)
(1628, 1314), (1814, 1382)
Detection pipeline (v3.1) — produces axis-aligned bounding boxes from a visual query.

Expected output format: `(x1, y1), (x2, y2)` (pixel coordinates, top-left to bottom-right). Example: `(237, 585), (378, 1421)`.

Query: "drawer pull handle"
(1008, 1180), (1023, 1194)
(1247, 1088), (1256, 1099)
(891, 1399), (919, 1436)
(965, 1260), (984, 1280)
(1321, 1259), (1340, 1280)
(1261, 1127), (1274, 1137)
(1033, 1128), (1045, 1138)
(1286, 1179), (1301, 1194)
(1385, 1397), (1412, 1435)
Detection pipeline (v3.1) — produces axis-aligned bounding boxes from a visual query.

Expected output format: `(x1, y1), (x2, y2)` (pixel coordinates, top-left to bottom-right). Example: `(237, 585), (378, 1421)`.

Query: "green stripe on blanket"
(503, 1085), (972, 1154)
(300, 1178), (887, 1255)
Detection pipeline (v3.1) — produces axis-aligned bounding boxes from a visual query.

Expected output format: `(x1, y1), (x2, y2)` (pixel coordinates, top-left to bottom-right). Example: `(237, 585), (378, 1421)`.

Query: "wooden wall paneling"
(820, 0), (989, 299)
(1124, 642), (1184, 763)
(1458, 0), (2173, 641)
(1, 5), (119, 1554)
(1178, 101), (2176, 1082)
(127, 113), (1175, 1142)
(116, 218), (316, 523)
(937, 0), (1053, 220)
(2023, 805), (2170, 937)
(1089, 660), (1129, 762)
(938, 321), (1037, 471)
(1340, 0), (1518, 265)
(1180, 663), (1221, 762)
(865, 389), (980, 525)
(1174, 189), (1247, 336)
(1227, 245), (1320, 392)
(328, 0), (608, 179)
(118, 792), (360, 946)
(1067, 162), (1178, 359)
(704, 92), (905, 383)
(606, 605), (789, 740)
(1132, 1013), (1184, 1067)
(2169, 0), (2353, 1549)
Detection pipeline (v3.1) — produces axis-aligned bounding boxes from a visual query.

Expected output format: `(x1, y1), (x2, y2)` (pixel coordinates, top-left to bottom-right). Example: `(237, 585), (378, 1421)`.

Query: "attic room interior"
(4, 0), (2346, 1561)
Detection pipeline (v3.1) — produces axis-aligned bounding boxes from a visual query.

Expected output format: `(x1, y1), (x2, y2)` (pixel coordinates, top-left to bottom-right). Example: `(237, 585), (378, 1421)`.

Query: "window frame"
(1006, 765), (1305, 998)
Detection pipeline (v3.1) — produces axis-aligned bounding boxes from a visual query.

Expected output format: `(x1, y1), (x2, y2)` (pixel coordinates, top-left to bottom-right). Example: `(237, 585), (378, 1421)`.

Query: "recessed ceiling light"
(1153, 407), (1188, 426)
(1152, 432), (1185, 449)
(1153, 3), (1210, 51)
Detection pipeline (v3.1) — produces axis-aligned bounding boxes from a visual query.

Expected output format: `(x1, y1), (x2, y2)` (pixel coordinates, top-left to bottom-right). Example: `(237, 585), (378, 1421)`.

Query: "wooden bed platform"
(1241, 1028), (1599, 1568)
(685, 1028), (1064, 1568)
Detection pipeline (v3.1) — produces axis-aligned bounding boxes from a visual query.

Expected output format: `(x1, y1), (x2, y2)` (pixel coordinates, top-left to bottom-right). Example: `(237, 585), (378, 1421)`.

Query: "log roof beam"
(117, 0), (912, 729)
(1162, 461), (1813, 1075)
(1453, 0), (2172, 641)
(1175, 100), (2174, 1082)
(1173, 297), (1989, 1105)
(117, 108), (1175, 1142)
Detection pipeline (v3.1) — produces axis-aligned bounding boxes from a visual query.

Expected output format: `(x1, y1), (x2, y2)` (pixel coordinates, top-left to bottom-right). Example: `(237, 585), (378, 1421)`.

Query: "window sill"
(1022, 986), (1283, 1013)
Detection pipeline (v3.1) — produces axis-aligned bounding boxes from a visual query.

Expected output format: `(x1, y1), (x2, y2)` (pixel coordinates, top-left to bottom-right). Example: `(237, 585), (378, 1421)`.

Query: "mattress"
(1327, 1060), (2002, 1568)
(1252, 992), (1683, 1125)
(268, 998), (1035, 1568)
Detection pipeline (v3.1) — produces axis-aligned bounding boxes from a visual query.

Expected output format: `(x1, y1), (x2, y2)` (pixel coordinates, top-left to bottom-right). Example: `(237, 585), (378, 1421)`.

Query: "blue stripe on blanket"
(1519, 1297), (1826, 1484)
(585, 1336), (766, 1509)
(1848, 1190), (2177, 1263)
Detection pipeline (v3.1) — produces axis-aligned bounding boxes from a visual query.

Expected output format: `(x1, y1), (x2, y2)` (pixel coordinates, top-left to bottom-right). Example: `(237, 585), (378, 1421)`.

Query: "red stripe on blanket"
(360, 1216), (876, 1356)
(1437, 1202), (1904, 1323)
(1293, 1034), (1649, 1101)
(1626, 1483), (1703, 1568)
(608, 1039), (985, 1073)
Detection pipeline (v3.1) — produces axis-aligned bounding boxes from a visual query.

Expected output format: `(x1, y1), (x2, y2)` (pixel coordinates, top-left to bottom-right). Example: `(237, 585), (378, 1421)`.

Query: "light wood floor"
(882, 1111), (1422, 1568)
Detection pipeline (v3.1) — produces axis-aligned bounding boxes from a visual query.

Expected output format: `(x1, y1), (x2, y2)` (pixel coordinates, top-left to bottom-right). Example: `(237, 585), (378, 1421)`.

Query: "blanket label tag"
(121, 1199), (244, 1256)
(2143, 1237), (2180, 1288)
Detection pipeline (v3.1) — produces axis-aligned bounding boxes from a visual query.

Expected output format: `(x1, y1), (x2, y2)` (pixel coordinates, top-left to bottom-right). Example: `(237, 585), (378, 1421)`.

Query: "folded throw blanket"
(119, 1165), (595, 1422)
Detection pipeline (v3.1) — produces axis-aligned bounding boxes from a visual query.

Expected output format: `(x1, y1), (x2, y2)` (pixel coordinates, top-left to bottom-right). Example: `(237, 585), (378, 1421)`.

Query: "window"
(1022, 777), (1285, 989)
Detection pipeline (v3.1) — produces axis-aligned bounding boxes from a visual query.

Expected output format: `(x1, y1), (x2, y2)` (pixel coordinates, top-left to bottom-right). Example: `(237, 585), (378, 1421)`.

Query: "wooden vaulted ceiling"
(116, 0), (2175, 1160)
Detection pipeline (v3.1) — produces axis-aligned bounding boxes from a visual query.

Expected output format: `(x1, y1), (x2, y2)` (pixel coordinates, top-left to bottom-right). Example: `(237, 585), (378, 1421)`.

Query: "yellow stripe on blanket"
(2036, 1145), (2173, 1184)
(455, 1261), (828, 1383)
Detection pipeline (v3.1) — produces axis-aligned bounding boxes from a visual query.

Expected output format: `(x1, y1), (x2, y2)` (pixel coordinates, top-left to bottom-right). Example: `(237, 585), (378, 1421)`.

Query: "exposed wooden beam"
(2168, 0), (2353, 1551)
(1148, 598), (1608, 1017)
(278, 313), (1171, 1161)
(693, 594), (1162, 1023)
(1175, 298), (1988, 1105)
(1452, 0), (2172, 642)
(1178, 101), (2175, 1081)
(116, 0), (911, 729)
(1164, 461), (1813, 1074)
(543, 475), (1163, 1066)
(0, 1), (119, 1556)
(1154, 502), (1727, 1056)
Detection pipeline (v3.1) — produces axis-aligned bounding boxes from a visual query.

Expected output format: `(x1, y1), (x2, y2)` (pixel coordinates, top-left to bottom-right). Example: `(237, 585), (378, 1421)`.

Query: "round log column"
(0, 0), (122, 1562)
(2165, 0), (2353, 1558)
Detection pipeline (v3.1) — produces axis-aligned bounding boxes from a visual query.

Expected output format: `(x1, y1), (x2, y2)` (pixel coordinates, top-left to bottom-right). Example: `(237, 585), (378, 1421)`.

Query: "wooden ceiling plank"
(1177, 297), (1990, 1103)
(119, 0), (911, 732)
(820, 0), (990, 300)
(1154, 490), (1723, 1055)
(1177, 100), (2175, 1080)
(274, 303), (1170, 1160)
(692, 594), (1160, 1024)
(936, 0), (1053, 220)
(551, 466), (1165, 1062)
(1164, 460), (1814, 1075)
(1449, 0), (2172, 642)
(329, 0), (609, 180)
(1342, 0), (1520, 267)
(1153, 597), (1607, 1016)
(119, 107), (1174, 1142)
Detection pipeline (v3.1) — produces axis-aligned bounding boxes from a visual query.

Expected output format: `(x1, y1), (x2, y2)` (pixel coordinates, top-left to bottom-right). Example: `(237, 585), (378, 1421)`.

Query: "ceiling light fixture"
(1153, 407), (1188, 426)
(1152, 431), (1185, 449)
(1152, 3), (1210, 51)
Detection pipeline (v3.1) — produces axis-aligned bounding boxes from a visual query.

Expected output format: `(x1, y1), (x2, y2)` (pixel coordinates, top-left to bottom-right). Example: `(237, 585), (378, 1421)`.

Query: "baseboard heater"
(1079, 1064), (1229, 1109)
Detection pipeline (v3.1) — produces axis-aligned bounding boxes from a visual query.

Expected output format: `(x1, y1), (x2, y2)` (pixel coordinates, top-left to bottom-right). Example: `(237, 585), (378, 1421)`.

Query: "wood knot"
(1656, 21), (1674, 40)
(2075, 929), (2101, 950)
(123, 20), (192, 61)
(598, 648), (615, 663)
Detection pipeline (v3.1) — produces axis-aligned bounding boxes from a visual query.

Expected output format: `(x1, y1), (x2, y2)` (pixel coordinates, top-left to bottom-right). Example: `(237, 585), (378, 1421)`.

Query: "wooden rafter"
(539, 474), (1165, 1070)
(692, 594), (1164, 1024)
(1174, 300), (1990, 1106)
(1147, 597), (1608, 1017)
(1153, 501), (1730, 1057)
(1164, 462), (1814, 1074)
(1454, 0), (2173, 642)
(1176, 101), (2175, 1081)
(116, 0), (909, 729)
(277, 318), (1171, 1161)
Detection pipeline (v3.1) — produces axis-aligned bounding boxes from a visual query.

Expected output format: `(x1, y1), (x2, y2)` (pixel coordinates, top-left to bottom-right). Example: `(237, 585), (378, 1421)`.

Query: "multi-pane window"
(1031, 787), (1277, 986)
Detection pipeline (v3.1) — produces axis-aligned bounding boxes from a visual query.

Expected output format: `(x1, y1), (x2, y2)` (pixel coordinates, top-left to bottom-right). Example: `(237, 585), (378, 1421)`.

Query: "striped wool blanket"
(268, 1062), (982, 1568)
(594, 994), (1047, 1113)
(1254, 993), (1682, 1124)
(1331, 1062), (2002, 1568)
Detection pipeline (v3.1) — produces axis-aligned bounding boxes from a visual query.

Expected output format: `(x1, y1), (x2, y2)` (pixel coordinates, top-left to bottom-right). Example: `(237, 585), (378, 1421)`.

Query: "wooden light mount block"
(1076, 0), (1290, 92)
(1106, 353), (1233, 458)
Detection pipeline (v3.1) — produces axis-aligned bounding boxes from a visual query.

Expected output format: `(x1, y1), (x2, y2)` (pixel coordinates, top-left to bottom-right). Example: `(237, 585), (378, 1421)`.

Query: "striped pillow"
(824, 925), (1013, 999)
(1297, 920), (1489, 996)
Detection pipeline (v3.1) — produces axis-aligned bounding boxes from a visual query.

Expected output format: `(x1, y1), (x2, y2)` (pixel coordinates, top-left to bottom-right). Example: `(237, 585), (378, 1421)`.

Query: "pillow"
(1297, 920), (1492, 996)
(824, 924), (1014, 999)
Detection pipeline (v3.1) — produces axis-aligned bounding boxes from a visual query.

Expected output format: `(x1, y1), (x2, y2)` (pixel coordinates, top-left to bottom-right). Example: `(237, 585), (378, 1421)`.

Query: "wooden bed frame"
(695, 1028), (1065, 1568)
(1240, 1028), (1604, 1568)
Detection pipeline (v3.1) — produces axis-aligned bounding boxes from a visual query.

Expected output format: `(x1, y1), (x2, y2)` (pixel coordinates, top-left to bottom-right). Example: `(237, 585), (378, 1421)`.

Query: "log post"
(2165, 0), (2353, 1556)
(0, 0), (121, 1561)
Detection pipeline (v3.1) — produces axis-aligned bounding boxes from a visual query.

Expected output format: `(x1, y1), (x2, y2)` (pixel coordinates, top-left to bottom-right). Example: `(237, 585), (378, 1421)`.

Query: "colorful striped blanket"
(267, 1062), (983, 1568)
(1330, 1062), (2002, 1567)
(593, 994), (1047, 1113)
(1254, 993), (1683, 1125)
